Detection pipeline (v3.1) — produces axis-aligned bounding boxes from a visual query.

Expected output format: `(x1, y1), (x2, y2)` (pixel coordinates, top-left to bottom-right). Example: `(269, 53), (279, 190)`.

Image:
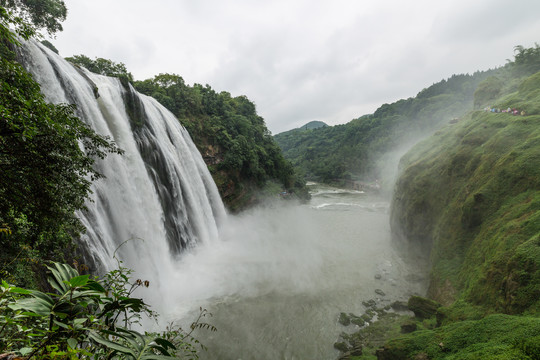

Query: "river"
(160, 183), (427, 359)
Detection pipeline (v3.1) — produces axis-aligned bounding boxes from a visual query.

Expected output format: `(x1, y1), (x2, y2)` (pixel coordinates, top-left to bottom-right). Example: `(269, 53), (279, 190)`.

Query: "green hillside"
(371, 48), (540, 360)
(274, 72), (494, 188)
(299, 120), (328, 130)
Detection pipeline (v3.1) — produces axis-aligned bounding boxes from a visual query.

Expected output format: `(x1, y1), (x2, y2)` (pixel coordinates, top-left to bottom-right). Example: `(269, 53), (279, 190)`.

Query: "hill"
(274, 72), (495, 190)
(372, 47), (540, 359)
(299, 120), (328, 130)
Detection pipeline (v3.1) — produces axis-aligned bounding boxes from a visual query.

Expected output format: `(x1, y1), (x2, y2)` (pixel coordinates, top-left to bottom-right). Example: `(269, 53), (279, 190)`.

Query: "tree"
(0, 0), (67, 37)
(1, 3), (121, 286)
(66, 54), (134, 83)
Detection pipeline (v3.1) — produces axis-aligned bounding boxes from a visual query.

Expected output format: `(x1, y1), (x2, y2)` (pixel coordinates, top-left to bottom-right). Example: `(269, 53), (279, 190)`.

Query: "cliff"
(392, 71), (540, 314)
(376, 70), (540, 359)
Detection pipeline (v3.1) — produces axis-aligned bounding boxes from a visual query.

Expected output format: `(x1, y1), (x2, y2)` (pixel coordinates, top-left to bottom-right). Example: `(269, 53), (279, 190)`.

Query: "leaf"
(53, 319), (70, 329)
(139, 355), (177, 360)
(47, 262), (79, 294)
(9, 287), (32, 294)
(67, 337), (78, 350)
(19, 347), (33, 356)
(70, 289), (104, 300)
(10, 297), (53, 316)
(85, 280), (107, 293)
(69, 274), (90, 287)
(89, 331), (136, 357)
(153, 338), (176, 351)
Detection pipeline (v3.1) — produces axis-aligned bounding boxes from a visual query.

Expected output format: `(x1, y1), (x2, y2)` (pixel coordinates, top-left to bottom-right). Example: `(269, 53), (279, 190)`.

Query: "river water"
(162, 183), (426, 360)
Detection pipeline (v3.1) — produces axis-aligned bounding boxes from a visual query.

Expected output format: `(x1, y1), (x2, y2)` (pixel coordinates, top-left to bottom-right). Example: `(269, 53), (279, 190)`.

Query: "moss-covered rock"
(408, 296), (442, 319)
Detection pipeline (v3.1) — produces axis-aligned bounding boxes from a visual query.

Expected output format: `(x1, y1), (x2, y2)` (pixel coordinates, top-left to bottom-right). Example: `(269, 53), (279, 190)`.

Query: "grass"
(382, 70), (540, 359)
(380, 314), (540, 360)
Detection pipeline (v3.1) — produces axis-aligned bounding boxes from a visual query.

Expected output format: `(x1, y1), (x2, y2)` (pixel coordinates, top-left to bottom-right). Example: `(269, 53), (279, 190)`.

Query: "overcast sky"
(49, 0), (540, 134)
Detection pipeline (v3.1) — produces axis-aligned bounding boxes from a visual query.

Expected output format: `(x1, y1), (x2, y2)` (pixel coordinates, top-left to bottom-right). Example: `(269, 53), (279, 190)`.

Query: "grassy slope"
(380, 71), (540, 359)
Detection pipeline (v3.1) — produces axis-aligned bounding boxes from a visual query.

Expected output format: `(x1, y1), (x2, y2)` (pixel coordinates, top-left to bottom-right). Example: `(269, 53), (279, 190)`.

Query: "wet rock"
(375, 289), (386, 296)
(338, 312), (351, 326)
(362, 299), (377, 308)
(350, 345), (363, 356)
(400, 318), (417, 333)
(350, 314), (365, 327)
(334, 341), (349, 352)
(390, 300), (409, 312)
(408, 295), (441, 319)
(361, 313), (373, 323)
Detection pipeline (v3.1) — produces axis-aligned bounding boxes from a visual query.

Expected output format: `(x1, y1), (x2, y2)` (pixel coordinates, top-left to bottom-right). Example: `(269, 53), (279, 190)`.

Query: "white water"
(20, 42), (426, 359)
(168, 185), (427, 359)
(18, 41), (226, 308)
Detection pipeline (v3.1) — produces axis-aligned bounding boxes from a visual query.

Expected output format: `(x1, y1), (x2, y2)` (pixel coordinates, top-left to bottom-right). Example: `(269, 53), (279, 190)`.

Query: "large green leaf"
(69, 274), (90, 287)
(9, 287), (33, 295)
(88, 330), (137, 358)
(9, 296), (53, 316)
(47, 262), (78, 294)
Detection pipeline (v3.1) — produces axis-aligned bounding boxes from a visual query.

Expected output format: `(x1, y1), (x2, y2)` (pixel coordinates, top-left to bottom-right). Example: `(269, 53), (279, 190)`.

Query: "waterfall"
(17, 40), (227, 304)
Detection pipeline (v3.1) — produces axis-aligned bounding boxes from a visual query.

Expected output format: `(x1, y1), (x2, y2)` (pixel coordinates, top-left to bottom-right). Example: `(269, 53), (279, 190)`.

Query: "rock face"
(407, 296), (441, 319)
(400, 318), (417, 333)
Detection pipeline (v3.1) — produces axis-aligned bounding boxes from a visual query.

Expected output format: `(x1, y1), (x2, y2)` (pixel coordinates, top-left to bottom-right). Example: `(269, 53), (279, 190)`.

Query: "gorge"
(5, 28), (540, 360)
(15, 40), (428, 359)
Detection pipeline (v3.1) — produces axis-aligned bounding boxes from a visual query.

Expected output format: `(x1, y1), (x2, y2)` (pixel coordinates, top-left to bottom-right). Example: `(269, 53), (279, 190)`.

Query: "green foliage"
(0, 0), (67, 39)
(66, 54), (134, 83)
(510, 43), (540, 76)
(473, 76), (503, 108)
(378, 314), (540, 360)
(494, 70), (540, 116)
(0, 261), (213, 359)
(133, 75), (309, 209)
(40, 39), (58, 54)
(274, 73), (491, 185)
(1, 4), (122, 287)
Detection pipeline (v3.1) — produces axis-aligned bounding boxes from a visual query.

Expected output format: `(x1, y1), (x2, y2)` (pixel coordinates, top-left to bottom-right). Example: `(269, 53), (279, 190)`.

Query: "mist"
(148, 186), (427, 359)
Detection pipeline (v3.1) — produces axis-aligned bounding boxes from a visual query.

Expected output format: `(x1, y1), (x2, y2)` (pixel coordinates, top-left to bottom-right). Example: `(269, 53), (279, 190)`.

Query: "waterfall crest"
(17, 40), (227, 282)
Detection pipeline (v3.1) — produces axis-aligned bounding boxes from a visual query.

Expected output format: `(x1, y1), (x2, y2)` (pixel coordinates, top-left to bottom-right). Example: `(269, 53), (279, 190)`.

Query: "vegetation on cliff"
(379, 46), (540, 359)
(133, 74), (309, 210)
(0, 2), (121, 288)
(61, 54), (309, 210)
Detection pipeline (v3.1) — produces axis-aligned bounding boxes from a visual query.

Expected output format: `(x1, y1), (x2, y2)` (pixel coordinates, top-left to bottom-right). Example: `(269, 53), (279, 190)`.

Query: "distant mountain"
(275, 44), (540, 192)
(274, 71), (494, 189)
(299, 121), (328, 130)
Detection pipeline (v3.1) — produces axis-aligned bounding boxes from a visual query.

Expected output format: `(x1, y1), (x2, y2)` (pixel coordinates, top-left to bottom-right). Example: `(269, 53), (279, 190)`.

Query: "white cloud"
(51, 0), (540, 133)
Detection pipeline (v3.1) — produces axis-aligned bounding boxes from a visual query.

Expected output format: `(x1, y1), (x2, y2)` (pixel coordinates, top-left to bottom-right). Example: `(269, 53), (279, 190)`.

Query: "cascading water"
(17, 40), (227, 309)
(17, 40), (428, 359)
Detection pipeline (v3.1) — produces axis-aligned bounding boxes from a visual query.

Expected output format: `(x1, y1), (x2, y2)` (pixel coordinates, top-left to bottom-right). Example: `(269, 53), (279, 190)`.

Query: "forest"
(274, 45), (540, 188)
(63, 56), (309, 211)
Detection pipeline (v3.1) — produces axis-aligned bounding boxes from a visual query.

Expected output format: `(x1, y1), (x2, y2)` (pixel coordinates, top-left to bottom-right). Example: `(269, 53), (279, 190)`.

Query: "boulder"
(407, 296), (441, 319)
(334, 341), (349, 352)
(362, 299), (377, 308)
(338, 312), (351, 326)
(400, 318), (417, 333)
